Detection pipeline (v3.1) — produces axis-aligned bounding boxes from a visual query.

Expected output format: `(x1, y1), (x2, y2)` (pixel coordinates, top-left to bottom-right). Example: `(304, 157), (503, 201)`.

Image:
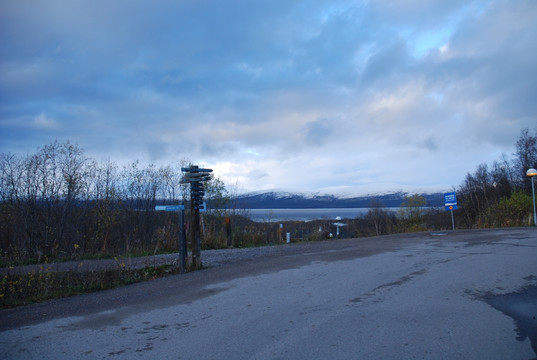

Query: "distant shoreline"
(247, 207), (442, 222)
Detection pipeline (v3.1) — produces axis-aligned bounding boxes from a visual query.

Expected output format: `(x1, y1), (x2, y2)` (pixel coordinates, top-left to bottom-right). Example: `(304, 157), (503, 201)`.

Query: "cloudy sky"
(1, 0), (536, 195)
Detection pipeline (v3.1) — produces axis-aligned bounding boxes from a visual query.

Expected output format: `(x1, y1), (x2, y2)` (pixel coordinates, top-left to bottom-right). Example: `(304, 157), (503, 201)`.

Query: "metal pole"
(450, 209), (455, 231)
(531, 176), (537, 226)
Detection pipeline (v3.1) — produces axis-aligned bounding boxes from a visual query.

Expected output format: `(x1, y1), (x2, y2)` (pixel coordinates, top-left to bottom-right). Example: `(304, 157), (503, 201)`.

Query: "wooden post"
(193, 207), (201, 269)
(190, 194), (202, 269)
(179, 208), (187, 273)
(225, 216), (232, 248)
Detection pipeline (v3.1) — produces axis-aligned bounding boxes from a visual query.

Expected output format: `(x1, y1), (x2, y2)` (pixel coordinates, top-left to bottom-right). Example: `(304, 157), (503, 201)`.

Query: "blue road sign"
(444, 192), (458, 211)
(155, 205), (185, 211)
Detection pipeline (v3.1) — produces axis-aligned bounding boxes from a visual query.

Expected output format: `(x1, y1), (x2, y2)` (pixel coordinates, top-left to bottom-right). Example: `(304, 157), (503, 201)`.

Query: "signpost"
(154, 164), (212, 272)
(444, 192), (457, 231)
(181, 165), (213, 269)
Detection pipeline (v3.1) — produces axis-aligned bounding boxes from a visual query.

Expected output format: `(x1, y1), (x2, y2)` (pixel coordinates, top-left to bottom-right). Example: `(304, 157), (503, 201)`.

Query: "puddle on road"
(483, 286), (537, 358)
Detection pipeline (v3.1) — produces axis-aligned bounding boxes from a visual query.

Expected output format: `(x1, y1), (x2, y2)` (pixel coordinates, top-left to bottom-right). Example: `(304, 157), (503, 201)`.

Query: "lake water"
(248, 208), (396, 222)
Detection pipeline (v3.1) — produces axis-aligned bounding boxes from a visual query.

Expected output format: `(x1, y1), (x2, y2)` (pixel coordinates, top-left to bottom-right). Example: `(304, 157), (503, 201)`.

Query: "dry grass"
(0, 263), (181, 308)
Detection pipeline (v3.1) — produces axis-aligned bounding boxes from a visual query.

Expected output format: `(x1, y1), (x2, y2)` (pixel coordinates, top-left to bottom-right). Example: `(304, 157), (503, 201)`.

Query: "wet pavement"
(1, 228), (536, 359)
(484, 285), (537, 358)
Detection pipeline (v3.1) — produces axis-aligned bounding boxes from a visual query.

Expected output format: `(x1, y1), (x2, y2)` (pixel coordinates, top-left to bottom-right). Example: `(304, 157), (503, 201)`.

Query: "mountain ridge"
(233, 191), (445, 209)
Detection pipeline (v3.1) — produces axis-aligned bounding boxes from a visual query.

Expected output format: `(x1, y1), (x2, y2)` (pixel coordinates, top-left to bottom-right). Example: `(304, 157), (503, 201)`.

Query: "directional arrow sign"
(185, 172), (211, 177)
(182, 174), (211, 181)
(181, 167), (213, 173)
(155, 205), (185, 211)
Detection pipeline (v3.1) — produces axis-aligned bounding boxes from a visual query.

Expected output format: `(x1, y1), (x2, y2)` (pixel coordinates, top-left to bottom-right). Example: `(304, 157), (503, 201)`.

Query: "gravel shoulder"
(1, 243), (310, 275)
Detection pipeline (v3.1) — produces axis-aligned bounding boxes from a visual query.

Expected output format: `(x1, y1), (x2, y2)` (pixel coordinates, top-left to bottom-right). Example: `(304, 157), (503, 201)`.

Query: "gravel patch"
(0, 244), (294, 275)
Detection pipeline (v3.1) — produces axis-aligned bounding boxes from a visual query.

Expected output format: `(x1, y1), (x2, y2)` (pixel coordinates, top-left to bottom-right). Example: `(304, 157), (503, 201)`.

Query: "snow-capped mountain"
(233, 190), (444, 209)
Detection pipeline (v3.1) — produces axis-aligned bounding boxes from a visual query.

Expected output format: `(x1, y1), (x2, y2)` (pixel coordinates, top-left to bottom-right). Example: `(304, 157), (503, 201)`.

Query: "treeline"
(0, 140), (232, 265)
(347, 127), (537, 236)
(455, 127), (537, 228)
(1, 128), (536, 265)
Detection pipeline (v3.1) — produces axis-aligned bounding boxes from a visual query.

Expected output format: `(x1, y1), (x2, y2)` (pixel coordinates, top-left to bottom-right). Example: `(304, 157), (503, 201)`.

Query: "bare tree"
(365, 198), (394, 236)
(513, 127), (537, 191)
(0, 153), (23, 202)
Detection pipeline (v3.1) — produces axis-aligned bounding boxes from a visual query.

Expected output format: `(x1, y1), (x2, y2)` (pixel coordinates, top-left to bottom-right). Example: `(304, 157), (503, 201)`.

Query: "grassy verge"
(0, 249), (181, 268)
(0, 264), (182, 309)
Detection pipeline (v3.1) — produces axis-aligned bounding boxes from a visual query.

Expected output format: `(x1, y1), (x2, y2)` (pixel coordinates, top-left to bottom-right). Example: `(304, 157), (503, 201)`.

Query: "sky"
(1, 0), (536, 196)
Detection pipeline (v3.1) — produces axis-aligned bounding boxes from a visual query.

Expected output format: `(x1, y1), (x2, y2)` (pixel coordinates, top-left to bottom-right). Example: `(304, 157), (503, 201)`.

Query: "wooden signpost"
(181, 165), (212, 269)
(155, 164), (212, 272)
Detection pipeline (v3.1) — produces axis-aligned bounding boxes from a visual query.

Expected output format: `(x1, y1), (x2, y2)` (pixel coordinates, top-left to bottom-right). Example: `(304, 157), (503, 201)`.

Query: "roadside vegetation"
(0, 263), (181, 308)
(0, 127), (536, 307)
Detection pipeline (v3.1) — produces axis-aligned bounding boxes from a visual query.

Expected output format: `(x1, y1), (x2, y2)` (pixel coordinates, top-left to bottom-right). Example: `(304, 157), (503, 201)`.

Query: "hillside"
(234, 191), (444, 209)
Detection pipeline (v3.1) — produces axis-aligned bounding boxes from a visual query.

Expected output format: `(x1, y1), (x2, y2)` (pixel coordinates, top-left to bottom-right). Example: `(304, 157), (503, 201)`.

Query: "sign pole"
(180, 208), (186, 273)
(193, 206), (201, 269)
(444, 192), (458, 231)
(189, 193), (198, 268)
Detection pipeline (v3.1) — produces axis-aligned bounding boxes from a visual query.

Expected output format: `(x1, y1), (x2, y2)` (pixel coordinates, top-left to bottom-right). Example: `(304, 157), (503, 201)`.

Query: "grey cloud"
(247, 169), (269, 181)
(422, 136), (439, 152)
(146, 140), (170, 162)
(1, 0), (536, 193)
(200, 141), (241, 158)
(360, 41), (410, 86)
(304, 118), (334, 147)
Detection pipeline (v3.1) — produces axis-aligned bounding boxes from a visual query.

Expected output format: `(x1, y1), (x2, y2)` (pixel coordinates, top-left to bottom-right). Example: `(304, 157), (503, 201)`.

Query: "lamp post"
(527, 168), (537, 226)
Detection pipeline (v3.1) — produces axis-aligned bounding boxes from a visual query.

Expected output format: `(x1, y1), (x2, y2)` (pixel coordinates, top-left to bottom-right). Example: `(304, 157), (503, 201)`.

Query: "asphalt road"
(1, 228), (536, 359)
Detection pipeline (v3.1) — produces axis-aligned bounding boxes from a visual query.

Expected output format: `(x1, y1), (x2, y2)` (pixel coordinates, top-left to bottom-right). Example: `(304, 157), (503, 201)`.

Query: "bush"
(483, 191), (533, 227)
